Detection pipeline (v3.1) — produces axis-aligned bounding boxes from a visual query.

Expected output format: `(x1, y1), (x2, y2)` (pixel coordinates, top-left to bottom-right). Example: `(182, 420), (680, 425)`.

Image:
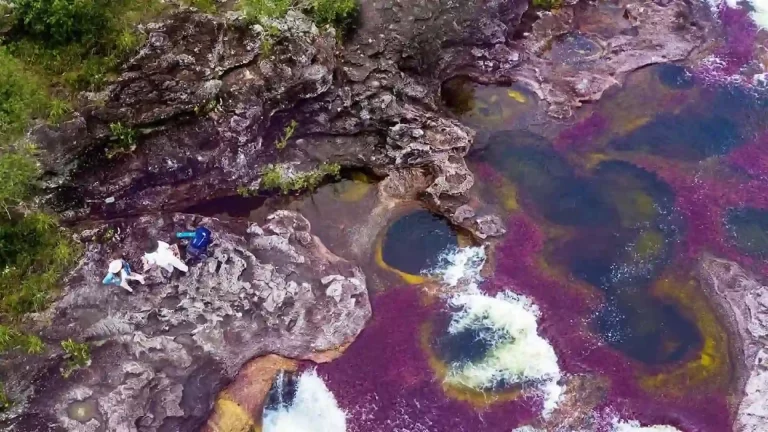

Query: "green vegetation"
(260, 162), (341, 193)
(61, 338), (90, 378)
(308, 0), (358, 30)
(241, 0), (291, 21)
(0, 382), (12, 412)
(106, 122), (138, 158)
(239, 0), (359, 32)
(0, 325), (45, 354)
(237, 185), (257, 197)
(275, 120), (298, 149)
(0, 48), (48, 140)
(6, 0), (166, 93)
(182, 0), (218, 14)
(531, 0), (562, 10)
(194, 97), (219, 116)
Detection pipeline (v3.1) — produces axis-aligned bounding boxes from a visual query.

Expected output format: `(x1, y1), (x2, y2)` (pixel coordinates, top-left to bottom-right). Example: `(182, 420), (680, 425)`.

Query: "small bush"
(11, 0), (112, 47)
(0, 145), (39, 215)
(308, 0), (358, 30)
(0, 325), (45, 354)
(106, 122), (137, 158)
(0, 211), (81, 317)
(0, 48), (47, 141)
(61, 338), (90, 377)
(260, 163), (341, 193)
(240, 0), (292, 22)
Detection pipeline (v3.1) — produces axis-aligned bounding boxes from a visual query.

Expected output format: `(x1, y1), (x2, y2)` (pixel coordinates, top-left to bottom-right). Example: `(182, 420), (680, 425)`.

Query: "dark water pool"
(305, 62), (768, 431)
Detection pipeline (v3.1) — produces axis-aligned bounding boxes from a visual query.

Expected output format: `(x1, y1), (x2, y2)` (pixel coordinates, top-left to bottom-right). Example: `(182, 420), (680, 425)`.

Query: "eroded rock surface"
(699, 255), (768, 432)
(0, 211), (370, 431)
(36, 0), (710, 238)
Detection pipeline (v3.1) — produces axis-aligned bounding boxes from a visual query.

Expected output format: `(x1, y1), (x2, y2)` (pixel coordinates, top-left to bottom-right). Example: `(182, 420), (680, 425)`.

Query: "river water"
(183, 17), (768, 432)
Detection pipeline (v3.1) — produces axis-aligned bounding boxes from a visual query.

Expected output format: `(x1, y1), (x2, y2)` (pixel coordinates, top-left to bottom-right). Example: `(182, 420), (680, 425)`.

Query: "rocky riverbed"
(3, 0), (768, 430)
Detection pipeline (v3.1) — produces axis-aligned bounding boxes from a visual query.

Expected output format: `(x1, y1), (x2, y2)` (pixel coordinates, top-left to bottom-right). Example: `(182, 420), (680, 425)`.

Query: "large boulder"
(0, 211), (371, 431)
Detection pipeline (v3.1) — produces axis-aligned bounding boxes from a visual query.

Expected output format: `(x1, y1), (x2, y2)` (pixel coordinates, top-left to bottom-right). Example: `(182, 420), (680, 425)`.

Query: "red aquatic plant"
(554, 113), (608, 153)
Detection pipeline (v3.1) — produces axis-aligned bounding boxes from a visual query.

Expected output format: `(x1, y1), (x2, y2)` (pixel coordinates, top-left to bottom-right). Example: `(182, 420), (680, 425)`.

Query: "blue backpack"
(191, 227), (211, 249)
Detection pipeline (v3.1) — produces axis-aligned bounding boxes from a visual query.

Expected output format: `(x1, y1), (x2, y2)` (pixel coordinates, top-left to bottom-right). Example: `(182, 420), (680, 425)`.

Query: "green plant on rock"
(275, 119), (298, 149)
(182, 0), (218, 13)
(260, 162), (341, 193)
(0, 382), (12, 412)
(240, 0), (292, 22)
(0, 325), (46, 354)
(61, 338), (90, 378)
(47, 98), (72, 124)
(532, 0), (562, 10)
(107, 122), (138, 158)
(194, 97), (220, 116)
(239, 0), (359, 33)
(308, 0), (358, 31)
(236, 185), (257, 197)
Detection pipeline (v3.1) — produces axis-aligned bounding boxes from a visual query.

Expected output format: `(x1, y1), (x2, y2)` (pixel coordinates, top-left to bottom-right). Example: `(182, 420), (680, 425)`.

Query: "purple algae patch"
(554, 113), (608, 153)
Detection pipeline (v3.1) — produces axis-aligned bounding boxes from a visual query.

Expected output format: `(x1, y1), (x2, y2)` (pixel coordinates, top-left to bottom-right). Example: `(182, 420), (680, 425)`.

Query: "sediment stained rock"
(698, 255), (768, 432)
(0, 211), (371, 431)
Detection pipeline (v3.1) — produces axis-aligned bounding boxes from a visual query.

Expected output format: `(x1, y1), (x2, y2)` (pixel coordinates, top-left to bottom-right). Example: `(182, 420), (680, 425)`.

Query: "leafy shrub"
(240, 0), (292, 22)
(10, 0), (112, 47)
(61, 338), (90, 377)
(240, 0), (359, 32)
(0, 325), (45, 354)
(106, 122), (138, 158)
(0, 145), (39, 215)
(0, 48), (47, 140)
(309, 0), (358, 30)
(260, 163), (341, 193)
(0, 211), (81, 317)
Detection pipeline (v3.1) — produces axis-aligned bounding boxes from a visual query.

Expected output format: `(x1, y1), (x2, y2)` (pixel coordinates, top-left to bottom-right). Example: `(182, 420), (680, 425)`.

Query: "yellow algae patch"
(631, 229), (665, 261)
(497, 180), (520, 211)
(374, 236), (427, 285)
(507, 90), (528, 103)
(620, 116), (652, 133)
(333, 179), (373, 202)
(208, 395), (256, 432)
(419, 321), (522, 408)
(612, 190), (658, 227)
(584, 153), (611, 170)
(640, 276), (731, 393)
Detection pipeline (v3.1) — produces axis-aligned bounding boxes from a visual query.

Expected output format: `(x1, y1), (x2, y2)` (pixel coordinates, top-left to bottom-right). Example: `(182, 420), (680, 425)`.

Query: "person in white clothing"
(144, 239), (189, 274)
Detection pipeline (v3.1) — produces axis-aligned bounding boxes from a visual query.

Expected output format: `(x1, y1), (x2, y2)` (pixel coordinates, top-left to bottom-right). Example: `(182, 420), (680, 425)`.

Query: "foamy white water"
(428, 246), (564, 417)
(612, 419), (682, 432)
(446, 291), (563, 416)
(426, 245), (486, 288)
(263, 369), (347, 432)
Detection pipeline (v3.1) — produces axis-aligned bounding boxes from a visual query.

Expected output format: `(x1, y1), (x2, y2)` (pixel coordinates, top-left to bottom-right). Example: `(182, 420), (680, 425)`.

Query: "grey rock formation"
(699, 255), (768, 432)
(0, 211), (371, 431)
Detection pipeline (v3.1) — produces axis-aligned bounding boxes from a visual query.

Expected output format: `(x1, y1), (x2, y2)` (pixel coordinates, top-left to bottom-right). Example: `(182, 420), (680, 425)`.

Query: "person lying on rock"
(143, 239), (189, 274)
(103, 258), (146, 293)
(175, 226), (212, 264)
